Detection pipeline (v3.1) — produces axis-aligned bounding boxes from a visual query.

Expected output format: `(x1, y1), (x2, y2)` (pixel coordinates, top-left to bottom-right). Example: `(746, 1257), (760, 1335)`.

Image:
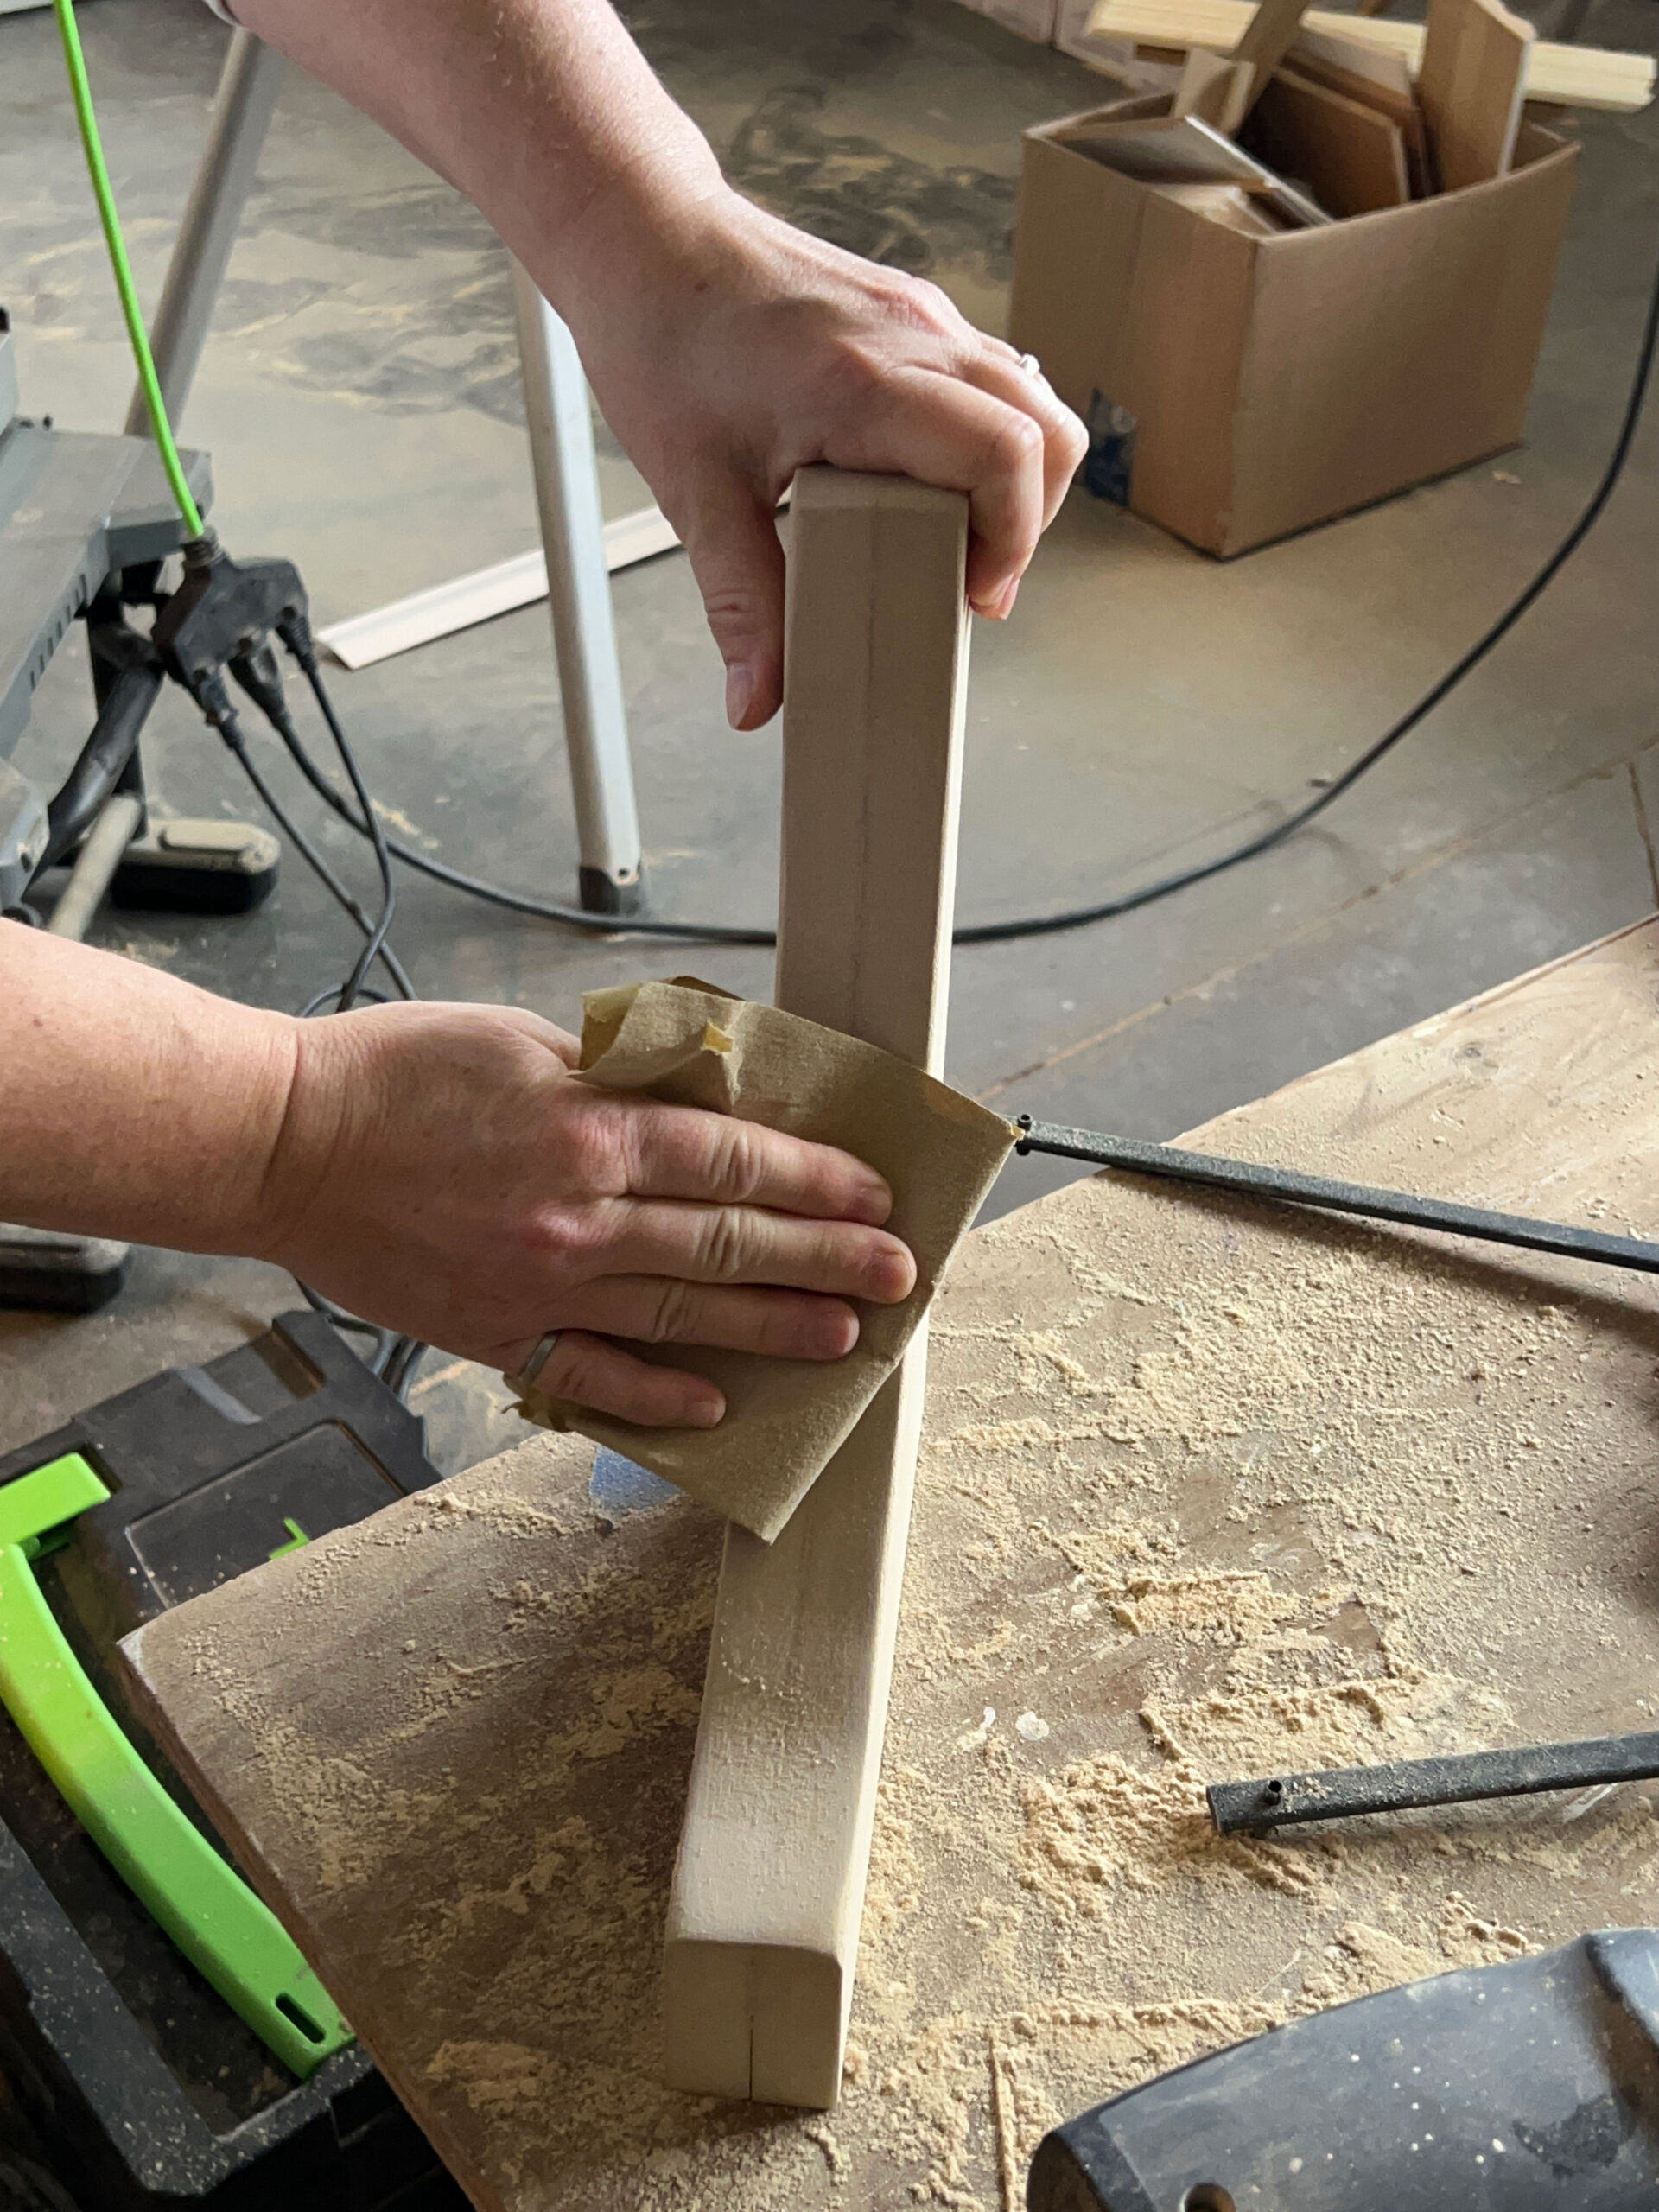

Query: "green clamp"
(0, 1454), (351, 2078)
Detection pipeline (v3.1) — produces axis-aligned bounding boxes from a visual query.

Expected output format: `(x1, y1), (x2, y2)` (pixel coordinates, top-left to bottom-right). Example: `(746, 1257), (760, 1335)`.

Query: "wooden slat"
(1294, 16), (1416, 101)
(1173, 46), (1255, 125)
(661, 468), (971, 2110)
(1084, 0), (1656, 111)
(1230, 0), (1316, 115)
(1417, 0), (1533, 189)
(1248, 65), (1412, 213)
(1288, 25), (1431, 191)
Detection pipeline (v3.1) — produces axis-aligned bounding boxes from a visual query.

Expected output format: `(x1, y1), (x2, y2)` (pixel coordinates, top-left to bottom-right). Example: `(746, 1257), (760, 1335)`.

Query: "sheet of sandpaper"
(512, 979), (1014, 1541)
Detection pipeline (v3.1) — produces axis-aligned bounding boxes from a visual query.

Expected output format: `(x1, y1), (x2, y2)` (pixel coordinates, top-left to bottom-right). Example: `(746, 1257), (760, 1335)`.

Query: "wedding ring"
(507, 1329), (562, 1392)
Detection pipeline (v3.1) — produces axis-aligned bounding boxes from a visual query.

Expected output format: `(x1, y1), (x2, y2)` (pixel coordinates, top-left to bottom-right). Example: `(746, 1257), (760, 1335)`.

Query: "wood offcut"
(1415, 0), (1533, 191)
(1247, 65), (1411, 213)
(1083, 0), (1656, 111)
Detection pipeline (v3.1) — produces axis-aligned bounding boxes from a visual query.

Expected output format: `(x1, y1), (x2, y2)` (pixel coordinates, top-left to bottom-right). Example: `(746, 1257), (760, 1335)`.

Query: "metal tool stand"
(137, 30), (646, 914)
(0, 300), (221, 1307)
(120, 30), (287, 435)
(9, 25), (645, 931)
(0, 324), (206, 899)
(512, 262), (646, 912)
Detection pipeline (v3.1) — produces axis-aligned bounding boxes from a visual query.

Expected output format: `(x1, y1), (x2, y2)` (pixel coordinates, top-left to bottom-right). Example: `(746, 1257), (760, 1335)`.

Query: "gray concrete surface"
(3, 0), (1658, 1471)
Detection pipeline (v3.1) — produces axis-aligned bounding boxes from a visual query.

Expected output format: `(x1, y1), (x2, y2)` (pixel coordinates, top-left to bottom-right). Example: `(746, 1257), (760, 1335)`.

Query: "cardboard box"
(1009, 99), (1577, 554)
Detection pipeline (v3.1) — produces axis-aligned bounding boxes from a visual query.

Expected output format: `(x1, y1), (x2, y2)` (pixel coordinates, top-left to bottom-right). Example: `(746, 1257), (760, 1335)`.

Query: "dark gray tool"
(1210, 1732), (1659, 1835)
(1027, 1929), (1659, 2210)
(1014, 1118), (1659, 1279)
(0, 312), (210, 769)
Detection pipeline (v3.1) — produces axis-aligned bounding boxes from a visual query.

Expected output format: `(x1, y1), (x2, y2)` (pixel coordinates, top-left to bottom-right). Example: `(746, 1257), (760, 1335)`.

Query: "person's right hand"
(565, 188), (1088, 733)
(255, 999), (916, 1428)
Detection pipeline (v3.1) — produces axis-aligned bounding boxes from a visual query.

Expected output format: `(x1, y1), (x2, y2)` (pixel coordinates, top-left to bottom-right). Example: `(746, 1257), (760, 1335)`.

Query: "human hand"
(561, 189), (1088, 731)
(255, 1001), (916, 1427)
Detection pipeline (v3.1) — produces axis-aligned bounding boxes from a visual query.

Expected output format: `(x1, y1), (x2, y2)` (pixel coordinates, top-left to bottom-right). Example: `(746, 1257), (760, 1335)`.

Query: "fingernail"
(688, 1390), (726, 1428)
(969, 582), (1018, 621)
(725, 662), (753, 728)
(810, 1306), (861, 1359)
(865, 1243), (917, 1302)
(848, 1173), (893, 1226)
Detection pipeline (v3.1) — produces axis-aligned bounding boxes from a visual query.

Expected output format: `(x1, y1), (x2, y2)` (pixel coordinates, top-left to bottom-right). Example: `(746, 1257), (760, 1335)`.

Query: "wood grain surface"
(124, 918), (1659, 2210)
(664, 468), (971, 2108)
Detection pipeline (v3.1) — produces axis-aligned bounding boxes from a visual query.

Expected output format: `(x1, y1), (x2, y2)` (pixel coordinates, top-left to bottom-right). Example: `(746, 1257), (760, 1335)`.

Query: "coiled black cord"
(263, 222), (1659, 950)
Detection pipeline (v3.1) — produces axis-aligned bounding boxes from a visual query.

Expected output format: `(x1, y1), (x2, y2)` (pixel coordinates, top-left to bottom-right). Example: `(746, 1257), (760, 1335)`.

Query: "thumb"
(677, 473), (786, 730)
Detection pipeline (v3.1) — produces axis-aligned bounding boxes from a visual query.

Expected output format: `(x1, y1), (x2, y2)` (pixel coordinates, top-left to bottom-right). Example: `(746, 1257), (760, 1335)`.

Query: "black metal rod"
(1209, 1732), (1659, 1834)
(1015, 1118), (1659, 1279)
(40, 659), (162, 872)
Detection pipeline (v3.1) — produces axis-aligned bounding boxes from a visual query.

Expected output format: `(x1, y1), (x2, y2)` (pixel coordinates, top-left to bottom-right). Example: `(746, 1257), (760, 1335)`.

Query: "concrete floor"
(3, 0), (1659, 1475)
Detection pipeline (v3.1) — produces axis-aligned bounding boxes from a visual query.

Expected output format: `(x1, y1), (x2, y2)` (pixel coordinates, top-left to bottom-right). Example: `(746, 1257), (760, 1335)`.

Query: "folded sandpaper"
(511, 978), (1014, 1540)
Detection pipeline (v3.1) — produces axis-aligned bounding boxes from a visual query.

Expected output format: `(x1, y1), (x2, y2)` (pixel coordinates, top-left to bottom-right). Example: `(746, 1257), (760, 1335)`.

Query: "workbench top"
(124, 918), (1659, 2210)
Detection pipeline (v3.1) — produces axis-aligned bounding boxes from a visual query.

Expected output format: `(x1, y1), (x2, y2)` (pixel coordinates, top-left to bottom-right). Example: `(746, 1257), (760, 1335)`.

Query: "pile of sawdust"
(256, 1159), (1659, 2209)
(131, 936), (1659, 2208)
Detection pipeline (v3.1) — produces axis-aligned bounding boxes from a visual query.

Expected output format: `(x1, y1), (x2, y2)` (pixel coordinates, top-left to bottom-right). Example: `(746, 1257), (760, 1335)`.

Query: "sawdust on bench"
(132, 942), (1659, 2209)
(348, 1182), (1659, 2202)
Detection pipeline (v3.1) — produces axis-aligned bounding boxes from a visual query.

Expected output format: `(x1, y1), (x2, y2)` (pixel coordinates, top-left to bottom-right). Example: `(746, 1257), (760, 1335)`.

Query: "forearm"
(0, 925), (297, 1253)
(228, 0), (1086, 723)
(230, 0), (728, 336)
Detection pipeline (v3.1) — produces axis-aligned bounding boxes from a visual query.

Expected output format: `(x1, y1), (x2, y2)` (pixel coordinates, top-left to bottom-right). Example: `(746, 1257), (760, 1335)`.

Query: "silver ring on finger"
(506, 1329), (562, 1392)
(1017, 351), (1045, 381)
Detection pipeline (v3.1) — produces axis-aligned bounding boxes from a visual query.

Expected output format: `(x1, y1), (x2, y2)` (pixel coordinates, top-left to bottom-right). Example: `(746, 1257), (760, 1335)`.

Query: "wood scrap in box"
(1084, 0), (1656, 112)
(1244, 64), (1412, 213)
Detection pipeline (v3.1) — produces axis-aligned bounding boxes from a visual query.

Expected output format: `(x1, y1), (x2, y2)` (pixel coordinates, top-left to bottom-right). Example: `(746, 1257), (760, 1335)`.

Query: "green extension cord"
(52, 0), (205, 537)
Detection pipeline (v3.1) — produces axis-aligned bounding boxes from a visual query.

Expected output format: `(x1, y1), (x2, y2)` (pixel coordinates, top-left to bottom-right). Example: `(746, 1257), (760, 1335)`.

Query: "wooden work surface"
(124, 920), (1659, 2211)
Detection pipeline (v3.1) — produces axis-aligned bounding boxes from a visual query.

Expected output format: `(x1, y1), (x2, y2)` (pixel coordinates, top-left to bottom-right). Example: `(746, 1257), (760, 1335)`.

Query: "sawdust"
(122, 929), (1659, 2208)
(1016, 1751), (1325, 1906)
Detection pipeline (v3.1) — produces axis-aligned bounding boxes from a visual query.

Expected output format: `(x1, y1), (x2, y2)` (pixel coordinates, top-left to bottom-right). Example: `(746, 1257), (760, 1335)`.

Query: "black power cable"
(248, 680), (773, 946)
(214, 715), (417, 1003)
(283, 635), (402, 1003)
(251, 226), (1659, 953)
(956, 226), (1659, 946)
(180, 663), (428, 1393)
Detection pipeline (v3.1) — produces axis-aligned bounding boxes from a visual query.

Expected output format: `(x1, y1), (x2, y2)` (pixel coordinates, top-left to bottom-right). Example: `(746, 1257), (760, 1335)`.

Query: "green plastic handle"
(0, 1455), (352, 2078)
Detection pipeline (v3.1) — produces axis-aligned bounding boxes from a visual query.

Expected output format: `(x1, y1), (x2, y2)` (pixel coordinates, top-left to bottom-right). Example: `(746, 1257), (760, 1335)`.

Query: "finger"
(976, 331), (1027, 365)
(675, 470), (787, 729)
(957, 347), (1088, 539)
(594, 1200), (917, 1302)
(518, 1329), (726, 1427)
(816, 370), (1047, 620)
(572, 1278), (861, 1359)
(613, 1100), (893, 1224)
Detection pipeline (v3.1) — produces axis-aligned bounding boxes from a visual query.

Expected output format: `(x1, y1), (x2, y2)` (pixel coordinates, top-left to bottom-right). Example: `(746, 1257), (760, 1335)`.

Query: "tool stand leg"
(45, 793), (144, 944)
(123, 31), (286, 436)
(512, 264), (645, 917)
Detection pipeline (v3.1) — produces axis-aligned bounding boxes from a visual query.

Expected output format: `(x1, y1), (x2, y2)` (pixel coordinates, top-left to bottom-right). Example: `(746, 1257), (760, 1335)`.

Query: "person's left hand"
(254, 999), (916, 1426)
